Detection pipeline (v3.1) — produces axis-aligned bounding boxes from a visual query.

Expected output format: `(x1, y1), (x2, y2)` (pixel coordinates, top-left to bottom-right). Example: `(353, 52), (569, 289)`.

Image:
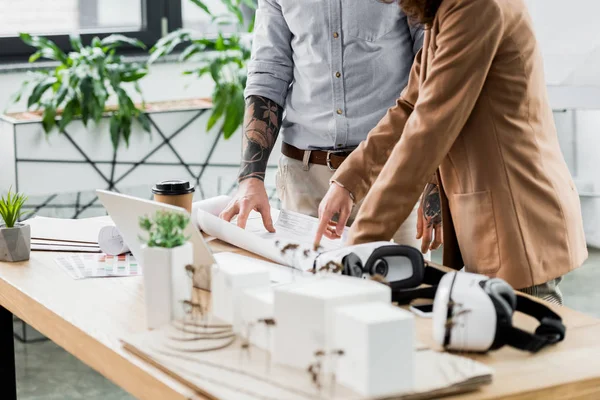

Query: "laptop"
(96, 190), (215, 290)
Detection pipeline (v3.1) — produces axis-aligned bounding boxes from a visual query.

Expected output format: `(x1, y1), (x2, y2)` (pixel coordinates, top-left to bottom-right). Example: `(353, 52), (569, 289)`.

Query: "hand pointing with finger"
(314, 182), (353, 249)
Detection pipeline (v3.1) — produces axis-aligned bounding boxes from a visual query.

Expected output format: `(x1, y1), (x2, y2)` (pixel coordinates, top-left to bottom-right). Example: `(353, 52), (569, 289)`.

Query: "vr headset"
(430, 272), (565, 353)
(313, 243), (565, 353)
(312, 242), (443, 291)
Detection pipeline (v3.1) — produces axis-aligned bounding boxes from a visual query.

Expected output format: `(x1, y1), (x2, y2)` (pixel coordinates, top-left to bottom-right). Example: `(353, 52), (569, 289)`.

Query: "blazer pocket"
(452, 190), (501, 274)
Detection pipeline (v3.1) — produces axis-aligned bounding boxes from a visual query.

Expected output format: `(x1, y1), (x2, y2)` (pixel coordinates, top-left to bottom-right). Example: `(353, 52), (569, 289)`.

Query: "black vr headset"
(313, 242), (566, 354)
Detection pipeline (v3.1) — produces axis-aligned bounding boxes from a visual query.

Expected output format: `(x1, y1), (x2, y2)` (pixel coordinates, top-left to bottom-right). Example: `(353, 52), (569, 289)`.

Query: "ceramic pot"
(141, 242), (193, 329)
(0, 224), (31, 262)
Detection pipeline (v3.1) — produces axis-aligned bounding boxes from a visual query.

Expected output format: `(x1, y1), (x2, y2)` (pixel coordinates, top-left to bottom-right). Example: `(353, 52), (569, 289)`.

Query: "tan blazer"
(333, 0), (588, 289)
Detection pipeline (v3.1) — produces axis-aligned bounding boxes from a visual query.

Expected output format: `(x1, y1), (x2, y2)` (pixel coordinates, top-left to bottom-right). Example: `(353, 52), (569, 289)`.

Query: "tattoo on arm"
(421, 183), (442, 228)
(238, 96), (284, 182)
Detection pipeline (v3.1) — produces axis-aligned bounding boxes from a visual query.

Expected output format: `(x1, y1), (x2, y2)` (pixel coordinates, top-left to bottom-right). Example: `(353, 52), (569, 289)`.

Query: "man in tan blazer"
(315, 0), (588, 304)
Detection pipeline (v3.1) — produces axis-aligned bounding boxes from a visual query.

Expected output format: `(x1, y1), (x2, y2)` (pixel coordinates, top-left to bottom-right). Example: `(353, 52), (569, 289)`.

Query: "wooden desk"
(1, 242), (600, 400)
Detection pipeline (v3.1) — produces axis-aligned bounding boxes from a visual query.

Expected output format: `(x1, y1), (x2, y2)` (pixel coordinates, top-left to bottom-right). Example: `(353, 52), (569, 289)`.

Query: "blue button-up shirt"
(245, 0), (424, 150)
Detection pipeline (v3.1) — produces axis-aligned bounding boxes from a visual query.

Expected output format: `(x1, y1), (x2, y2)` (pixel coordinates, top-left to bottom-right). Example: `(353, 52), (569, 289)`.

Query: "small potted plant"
(0, 188), (30, 262)
(139, 210), (193, 329)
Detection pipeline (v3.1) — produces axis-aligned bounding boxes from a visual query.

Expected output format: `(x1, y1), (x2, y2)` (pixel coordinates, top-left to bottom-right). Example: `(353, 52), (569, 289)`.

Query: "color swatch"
(55, 253), (142, 280)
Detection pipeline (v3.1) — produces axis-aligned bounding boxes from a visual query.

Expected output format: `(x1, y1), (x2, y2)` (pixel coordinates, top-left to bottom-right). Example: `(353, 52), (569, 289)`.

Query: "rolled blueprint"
(98, 226), (130, 256)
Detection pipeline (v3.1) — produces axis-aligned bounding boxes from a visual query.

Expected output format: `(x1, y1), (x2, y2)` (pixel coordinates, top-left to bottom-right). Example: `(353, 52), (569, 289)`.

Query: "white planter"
(141, 241), (193, 330)
(0, 98), (281, 218)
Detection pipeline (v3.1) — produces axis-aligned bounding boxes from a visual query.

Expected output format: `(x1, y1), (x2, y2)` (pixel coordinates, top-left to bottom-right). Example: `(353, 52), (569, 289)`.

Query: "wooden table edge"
(0, 275), (195, 400)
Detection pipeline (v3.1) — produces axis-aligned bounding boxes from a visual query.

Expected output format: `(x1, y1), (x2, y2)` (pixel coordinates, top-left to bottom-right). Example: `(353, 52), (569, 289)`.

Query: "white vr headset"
(313, 243), (565, 353)
(401, 271), (566, 353)
(312, 241), (444, 290)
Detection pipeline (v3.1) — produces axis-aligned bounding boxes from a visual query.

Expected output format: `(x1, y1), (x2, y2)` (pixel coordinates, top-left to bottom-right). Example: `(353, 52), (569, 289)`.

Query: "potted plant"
(9, 33), (151, 149)
(0, 188), (30, 262)
(0, 32), (214, 211)
(139, 210), (193, 329)
(149, 0), (256, 138)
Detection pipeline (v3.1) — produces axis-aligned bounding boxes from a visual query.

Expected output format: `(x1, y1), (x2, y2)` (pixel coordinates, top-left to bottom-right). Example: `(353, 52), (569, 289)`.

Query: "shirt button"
(335, 72), (341, 78)
(336, 108), (343, 115)
(333, 32), (339, 39)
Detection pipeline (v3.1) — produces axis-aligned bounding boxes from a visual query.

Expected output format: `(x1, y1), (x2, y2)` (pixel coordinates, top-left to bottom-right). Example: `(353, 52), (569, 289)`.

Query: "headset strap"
(504, 294), (566, 353)
(423, 263), (447, 285)
(391, 264), (446, 305)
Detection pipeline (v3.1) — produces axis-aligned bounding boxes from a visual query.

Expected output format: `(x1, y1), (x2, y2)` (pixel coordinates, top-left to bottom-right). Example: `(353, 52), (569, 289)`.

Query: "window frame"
(0, 0), (179, 62)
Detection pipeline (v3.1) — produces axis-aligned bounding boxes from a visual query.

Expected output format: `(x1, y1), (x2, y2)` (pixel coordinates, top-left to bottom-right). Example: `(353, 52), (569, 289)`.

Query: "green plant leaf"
(247, 12), (256, 33)
(240, 0), (257, 10)
(221, 0), (244, 25)
(137, 112), (151, 133)
(20, 33), (68, 63)
(101, 34), (146, 50)
(110, 115), (121, 150)
(189, 0), (212, 15)
(79, 77), (94, 126)
(215, 34), (225, 51)
(69, 34), (83, 51)
(27, 76), (58, 108)
(29, 51), (43, 63)
(0, 187), (28, 228)
(58, 99), (77, 132)
(120, 66), (148, 82)
(42, 104), (57, 134)
(222, 85), (245, 138)
(179, 44), (202, 61)
(206, 84), (229, 132)
(121, 114), (132, 147)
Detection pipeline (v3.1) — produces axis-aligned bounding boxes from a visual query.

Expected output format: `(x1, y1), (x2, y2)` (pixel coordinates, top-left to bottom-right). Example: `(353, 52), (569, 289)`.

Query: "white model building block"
(211, 253), (271, 332)
(333, 302), (415, 397)
(273, 275), (391, 371)
(240, 286), (275, 352)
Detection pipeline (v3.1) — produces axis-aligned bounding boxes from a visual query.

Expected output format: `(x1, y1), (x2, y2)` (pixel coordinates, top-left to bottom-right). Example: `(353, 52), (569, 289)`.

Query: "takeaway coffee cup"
(152, 180), (195, 213)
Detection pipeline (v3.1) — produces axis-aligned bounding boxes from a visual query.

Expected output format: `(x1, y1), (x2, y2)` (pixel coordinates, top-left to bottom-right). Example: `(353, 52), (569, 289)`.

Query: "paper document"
(32, 243), (102, 253)
(193, 196), (348, 270)
(26, 216), (114, 243)
(55, 253), (140, 280)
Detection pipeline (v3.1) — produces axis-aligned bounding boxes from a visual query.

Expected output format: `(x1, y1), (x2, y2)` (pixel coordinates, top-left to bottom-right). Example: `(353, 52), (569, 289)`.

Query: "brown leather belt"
(281, 143), (353, 170)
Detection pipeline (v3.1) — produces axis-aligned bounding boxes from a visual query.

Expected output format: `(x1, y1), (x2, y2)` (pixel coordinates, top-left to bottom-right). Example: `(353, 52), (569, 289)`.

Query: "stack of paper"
(25, 216), (114, 253)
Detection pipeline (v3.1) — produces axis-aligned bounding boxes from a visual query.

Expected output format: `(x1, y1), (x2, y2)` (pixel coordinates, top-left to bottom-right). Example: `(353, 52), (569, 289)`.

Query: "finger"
(236, 200), (251, 230)
(430, 223), (443, 250)
(219, 203), (239, 222)
(324, 228), (340, 240)
(336, 208), (350, 235)
(416, 205), (424, 239)
(314, 209), (333, 249)
(327, 224), (341, 238)
(421, 226), (433, 254)
(258, 203), (276, 233)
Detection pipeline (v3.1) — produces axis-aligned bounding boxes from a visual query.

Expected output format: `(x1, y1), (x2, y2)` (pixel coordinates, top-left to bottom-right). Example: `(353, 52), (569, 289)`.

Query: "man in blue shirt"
(220, 0), (440, 253)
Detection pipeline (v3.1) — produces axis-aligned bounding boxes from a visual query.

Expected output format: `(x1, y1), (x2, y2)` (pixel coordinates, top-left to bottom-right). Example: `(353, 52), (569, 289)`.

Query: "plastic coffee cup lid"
(152, 180), (195, 195)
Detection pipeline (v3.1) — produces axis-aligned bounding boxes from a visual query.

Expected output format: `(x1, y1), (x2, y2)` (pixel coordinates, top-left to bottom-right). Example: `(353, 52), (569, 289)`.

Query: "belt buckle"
(326, 151), (341, 171)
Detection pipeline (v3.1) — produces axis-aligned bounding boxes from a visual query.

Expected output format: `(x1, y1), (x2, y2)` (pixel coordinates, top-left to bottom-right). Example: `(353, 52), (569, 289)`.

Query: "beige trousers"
(275, 155), (427, 258)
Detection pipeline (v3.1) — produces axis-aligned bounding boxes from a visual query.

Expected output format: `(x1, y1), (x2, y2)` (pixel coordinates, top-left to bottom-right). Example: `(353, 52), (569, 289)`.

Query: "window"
(0, 0), (144, 37)
(0, 0), (253, 61)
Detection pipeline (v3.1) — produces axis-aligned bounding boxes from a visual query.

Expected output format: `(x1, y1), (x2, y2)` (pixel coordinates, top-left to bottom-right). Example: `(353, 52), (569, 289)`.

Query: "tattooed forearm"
(421, 183), (442, 228)
(238, 96), (284, 182)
